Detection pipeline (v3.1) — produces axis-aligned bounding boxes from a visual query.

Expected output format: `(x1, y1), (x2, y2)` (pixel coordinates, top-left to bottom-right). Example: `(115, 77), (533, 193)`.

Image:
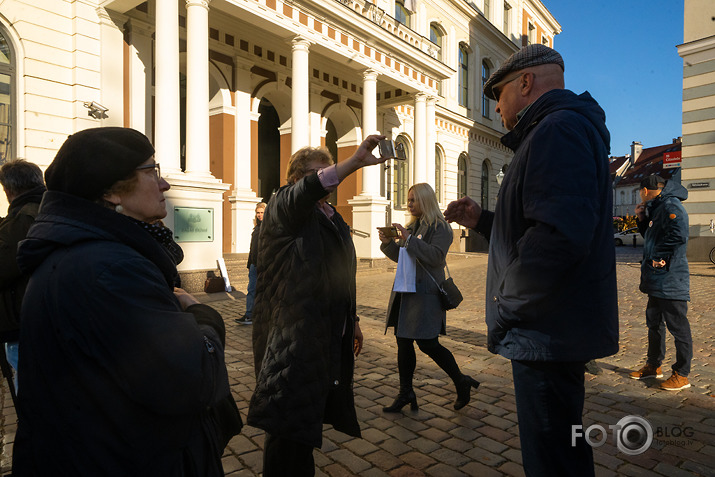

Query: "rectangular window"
(458, 47), (469, 108)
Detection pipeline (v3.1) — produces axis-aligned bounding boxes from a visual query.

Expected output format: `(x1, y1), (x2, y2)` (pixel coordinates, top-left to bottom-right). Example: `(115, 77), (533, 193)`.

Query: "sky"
(541, 0), (684, 158)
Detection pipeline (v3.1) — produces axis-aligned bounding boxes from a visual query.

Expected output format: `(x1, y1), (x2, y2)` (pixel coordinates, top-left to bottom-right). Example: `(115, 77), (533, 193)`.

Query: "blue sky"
(542, 0), (684, 157)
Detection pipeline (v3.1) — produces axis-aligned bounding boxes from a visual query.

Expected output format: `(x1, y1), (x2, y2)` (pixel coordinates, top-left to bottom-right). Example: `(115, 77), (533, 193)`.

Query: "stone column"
(425, 96), (437, 189)
(361, 69), (380, 195)
(348, 68), (390, 259)
(230, 57), (260, 252)
(413, 92), (427, 184)
(290, 37), (311, 153)
(154, 0), (181, 174)
(185, 0), (212, 177)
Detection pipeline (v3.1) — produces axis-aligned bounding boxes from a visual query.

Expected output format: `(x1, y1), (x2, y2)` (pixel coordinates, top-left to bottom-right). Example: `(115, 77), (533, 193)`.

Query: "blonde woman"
(379, 183), (479, 412)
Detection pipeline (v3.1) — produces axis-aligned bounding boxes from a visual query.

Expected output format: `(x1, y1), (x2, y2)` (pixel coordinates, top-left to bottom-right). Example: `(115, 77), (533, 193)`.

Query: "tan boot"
(660, 371), (691, 391)
(629, 363), (663, 380)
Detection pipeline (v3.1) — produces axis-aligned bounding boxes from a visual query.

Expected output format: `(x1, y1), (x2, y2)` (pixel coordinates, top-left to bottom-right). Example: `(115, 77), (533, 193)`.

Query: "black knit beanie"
(45, 127), (155, 201)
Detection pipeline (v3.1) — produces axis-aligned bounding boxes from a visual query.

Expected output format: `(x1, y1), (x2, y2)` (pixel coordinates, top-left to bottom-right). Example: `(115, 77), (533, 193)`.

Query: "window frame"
(0, 25), (16, 165)
(458, 44), (469, 108)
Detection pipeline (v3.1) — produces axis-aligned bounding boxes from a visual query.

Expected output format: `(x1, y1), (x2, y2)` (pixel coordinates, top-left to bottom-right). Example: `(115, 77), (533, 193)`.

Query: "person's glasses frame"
(492, 72), (526, 102)
(135, 163), (161, 180)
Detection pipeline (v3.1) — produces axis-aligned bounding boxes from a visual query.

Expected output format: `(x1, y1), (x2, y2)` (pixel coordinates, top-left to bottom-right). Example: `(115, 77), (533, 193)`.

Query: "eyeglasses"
(135, 163), (161, 181)
(492, 72), (525, 101)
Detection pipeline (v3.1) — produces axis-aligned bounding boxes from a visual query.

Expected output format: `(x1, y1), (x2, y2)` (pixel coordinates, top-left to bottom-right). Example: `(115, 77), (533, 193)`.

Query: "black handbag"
(418, 261), (463, 310)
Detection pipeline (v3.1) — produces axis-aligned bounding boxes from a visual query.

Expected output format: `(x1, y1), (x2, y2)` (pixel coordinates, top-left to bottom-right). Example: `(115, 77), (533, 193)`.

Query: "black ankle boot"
(383, 387), (418, 413)
(454, 375), (480, 410)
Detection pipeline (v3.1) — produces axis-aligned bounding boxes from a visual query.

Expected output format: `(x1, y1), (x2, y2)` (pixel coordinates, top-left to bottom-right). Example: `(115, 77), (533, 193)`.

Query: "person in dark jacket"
(379, 183), (479, 413)
(12, 127), (241, 477)
(629, 174), (692, 391)
(0, 160), (46, 396)
(445, 44), (618, 477)
(248, 134), (386, 476)
(236, 202), (266, 325)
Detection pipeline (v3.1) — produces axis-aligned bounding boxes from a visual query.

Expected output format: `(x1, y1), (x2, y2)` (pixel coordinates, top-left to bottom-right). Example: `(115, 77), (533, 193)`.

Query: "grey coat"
(381, 219), (453, 339)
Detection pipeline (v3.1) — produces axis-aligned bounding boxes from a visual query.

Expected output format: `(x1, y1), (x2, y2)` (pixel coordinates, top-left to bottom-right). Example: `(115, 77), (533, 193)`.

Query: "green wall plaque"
(173, 207), (214, 242)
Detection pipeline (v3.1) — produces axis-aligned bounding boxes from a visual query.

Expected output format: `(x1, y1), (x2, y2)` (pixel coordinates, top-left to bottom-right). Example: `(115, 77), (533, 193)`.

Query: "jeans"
(4, 341), (18, 393)
(646, 296), (692, 376)
(512, 360), (594, 477)
(246, 264), (257, 318)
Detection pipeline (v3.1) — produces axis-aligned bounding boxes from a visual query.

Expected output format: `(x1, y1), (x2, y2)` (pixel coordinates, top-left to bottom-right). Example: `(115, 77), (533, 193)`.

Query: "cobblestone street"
(2, 247), (714, 476)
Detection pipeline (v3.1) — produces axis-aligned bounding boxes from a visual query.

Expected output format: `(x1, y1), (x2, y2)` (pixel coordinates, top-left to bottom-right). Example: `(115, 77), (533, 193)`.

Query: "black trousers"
(396, 336), (463, 388)
(512, 360), (594, 477)
(645, 296), (692, 376)
(263, 433), (315, 477)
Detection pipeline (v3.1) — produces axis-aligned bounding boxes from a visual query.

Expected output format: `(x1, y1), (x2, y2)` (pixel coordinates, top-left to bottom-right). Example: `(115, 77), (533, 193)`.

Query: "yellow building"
(0, 0), (560, 270)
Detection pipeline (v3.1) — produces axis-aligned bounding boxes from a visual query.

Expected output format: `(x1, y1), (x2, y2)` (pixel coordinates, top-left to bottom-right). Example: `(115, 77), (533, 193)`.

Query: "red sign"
(663, 151), (682, 169)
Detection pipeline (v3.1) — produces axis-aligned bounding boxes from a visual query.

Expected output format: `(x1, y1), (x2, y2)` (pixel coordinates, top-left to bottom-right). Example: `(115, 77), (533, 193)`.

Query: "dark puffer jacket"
(476, 89), (619, 362)
(12, 191), (239, 477)
(637, 180), (689, 301)
(248, 173), (360, 449)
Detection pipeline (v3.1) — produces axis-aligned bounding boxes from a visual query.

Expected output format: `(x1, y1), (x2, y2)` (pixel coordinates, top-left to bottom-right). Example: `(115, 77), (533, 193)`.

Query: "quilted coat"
(248, 173), (360, 449)
(475, 89), (619, 362)
(380, 219), (453, 339)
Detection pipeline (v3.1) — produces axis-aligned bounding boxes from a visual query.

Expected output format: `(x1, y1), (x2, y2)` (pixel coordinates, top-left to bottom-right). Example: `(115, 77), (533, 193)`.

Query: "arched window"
(620, 190), (625, 205)
(395, 1), (411, 28)
(393, 136), (410, 208)
(458, 44), (469, 108)
(481, 160), (490, 210)
(429, 23), (443, 61)
(0, 27), (16, 165)
(458, 153), (468, 198)
(631, 189), (638, 204)
(481, 61), (491, 119)
(435, 146), (442, 202)
(430, 23), (444, 95)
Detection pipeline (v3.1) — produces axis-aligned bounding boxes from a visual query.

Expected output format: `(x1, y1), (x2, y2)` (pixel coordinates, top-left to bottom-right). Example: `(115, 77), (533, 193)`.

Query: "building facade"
(0, 0), (560, 271)
(678, 0), (715, 260)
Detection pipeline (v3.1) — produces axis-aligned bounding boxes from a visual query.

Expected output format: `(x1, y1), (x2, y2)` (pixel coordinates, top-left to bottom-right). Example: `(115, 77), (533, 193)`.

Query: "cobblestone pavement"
(2, 247), (714, 476)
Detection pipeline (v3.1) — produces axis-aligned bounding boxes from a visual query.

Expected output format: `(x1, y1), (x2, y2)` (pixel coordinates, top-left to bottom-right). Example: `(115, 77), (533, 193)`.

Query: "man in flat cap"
(445, 44), (618, 476)
(630, 174), (692, 391)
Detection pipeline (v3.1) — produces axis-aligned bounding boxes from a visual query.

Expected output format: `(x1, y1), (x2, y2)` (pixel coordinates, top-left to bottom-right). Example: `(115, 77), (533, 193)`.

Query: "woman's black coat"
(12, 192), (238, 476)
(248, 173), (360, 449)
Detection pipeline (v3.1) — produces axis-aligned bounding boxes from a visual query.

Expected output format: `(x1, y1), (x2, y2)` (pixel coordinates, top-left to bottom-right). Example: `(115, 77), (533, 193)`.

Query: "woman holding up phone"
(378, 183), (479, 413)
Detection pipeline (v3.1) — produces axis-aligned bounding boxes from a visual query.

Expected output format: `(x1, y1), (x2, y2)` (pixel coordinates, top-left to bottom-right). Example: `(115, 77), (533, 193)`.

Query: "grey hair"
(0, 160), (45, 197)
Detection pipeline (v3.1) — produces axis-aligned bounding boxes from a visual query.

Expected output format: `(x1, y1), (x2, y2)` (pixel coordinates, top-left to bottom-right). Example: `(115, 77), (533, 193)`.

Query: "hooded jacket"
(12, 191), (237, 477)
(248, 173), (360, 449)
(637, 180), (689, 301)
(475, 89), (619, 362)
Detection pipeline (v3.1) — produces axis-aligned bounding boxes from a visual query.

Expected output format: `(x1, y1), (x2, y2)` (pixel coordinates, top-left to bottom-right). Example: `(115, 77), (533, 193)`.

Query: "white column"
(229, 57), (260, 252)
(126, 19), (153, 137)
(98, 8), (126, 128)
(185, 0), (212, 177)
(291, 37), (311, 153)
(413, 93), (427, 184)
(155, 0), (181, 174)
(361, 69), (380, 195)
(425, 96), (436, 189)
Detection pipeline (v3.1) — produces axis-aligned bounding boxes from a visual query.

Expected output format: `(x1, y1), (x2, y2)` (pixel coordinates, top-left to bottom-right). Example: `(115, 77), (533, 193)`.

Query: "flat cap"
(640, 174), (666, 190)
(483, 44), (564, 100)
(46, 127), (154, 201)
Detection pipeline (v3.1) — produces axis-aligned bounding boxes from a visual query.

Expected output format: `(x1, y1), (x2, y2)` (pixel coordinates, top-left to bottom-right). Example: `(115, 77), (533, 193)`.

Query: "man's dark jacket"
(12, 191), (239, 477)
(248, 173), (360, 448)
(0, 185), (45, 342)
(637, 180), (689, 301)
(475, 89), (619, 361)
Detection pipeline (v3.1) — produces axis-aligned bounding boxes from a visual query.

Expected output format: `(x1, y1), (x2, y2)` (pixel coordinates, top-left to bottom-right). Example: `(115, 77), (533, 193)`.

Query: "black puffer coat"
(248, 173), (360, 449)
(12, 191), (239, 477)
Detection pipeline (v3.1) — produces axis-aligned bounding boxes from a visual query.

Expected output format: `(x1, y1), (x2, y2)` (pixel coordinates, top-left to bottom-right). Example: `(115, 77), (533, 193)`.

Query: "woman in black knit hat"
(12, 127), (241, 476)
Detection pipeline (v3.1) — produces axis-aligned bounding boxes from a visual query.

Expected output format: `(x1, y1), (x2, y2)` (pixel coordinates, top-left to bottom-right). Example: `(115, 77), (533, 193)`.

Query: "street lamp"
(496, 164), (509, 185)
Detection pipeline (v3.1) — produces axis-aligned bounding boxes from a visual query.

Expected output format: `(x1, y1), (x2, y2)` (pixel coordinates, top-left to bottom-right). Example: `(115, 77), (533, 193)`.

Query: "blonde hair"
(254, 202), (267, 226)
(286, 147), (334, 184)
(406, 182), (447, 228)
